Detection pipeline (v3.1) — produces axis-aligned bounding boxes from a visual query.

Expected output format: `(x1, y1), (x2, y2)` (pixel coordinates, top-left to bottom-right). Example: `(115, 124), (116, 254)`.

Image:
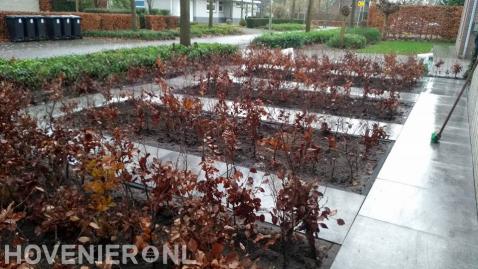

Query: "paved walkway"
(0, 33), (260, 59)
(331, 77), (478, 269)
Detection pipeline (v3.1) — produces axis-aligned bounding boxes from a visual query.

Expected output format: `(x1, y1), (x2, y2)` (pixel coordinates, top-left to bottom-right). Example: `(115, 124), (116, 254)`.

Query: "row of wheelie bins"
(6, 15), (82, 42)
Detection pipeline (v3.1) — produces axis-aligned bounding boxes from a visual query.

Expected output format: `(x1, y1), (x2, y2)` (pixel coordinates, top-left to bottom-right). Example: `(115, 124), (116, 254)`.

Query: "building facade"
(0, 0), (40, 12)
(456, 0), (478, 58)
(136, 0), (259, 23)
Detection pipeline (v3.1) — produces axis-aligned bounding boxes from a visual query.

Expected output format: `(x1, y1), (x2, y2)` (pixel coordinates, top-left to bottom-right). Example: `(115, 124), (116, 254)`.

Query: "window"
(218, 1), (223, 11)
(206, 3), (215, 10)
(135, 0), (145, 8)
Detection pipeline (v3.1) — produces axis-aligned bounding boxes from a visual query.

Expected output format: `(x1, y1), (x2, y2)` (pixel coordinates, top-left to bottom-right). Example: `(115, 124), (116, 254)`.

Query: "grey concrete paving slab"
(331, 77), (478, 269)
(359, 179), (478, 245)
(331, 216), (478, 269)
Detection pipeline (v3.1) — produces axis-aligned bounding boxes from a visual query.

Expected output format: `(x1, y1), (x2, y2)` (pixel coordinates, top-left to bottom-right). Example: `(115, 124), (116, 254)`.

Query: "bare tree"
(377, 0), (400, 39)
(131, 0), (138, 30)
(305, 0), (314, 32)
(180, 0), (191, 46)
(290, 0), (296, 18)
(146, 0), (153, 13)
(209, 0), (214, 28)
(349, 0), (356, 26)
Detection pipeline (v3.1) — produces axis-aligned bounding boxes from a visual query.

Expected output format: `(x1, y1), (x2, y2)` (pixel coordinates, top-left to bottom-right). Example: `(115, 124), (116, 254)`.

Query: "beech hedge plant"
(0, 44), (238, 90)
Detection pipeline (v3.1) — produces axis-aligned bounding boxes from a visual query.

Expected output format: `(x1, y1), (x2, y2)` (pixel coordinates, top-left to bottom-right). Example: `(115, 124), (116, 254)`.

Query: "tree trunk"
(180, 0), (191, 46)
(75, 0), (80, 12)
(305, 0), (314, 32)
(305, 229), (317, 261)
(340, 19), (345, 47)
(349, 0), (356, 27)
(131, 0), (137, 30)
(241, 0), (244, 19)
(147, 0), (153, 13)
(251, 1), (255, 17)
(290, 0), (296, 18)
(382, 14), (388, 40)
(208, 0), (214, 28)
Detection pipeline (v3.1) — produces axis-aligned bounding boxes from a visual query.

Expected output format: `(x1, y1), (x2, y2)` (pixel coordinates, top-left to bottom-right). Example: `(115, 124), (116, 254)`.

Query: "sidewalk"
(0, 33), (260, 60)
(331, 77), (478, 269)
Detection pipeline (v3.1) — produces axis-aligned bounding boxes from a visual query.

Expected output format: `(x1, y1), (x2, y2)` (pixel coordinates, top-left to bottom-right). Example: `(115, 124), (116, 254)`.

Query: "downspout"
(463, 0), (478, 58)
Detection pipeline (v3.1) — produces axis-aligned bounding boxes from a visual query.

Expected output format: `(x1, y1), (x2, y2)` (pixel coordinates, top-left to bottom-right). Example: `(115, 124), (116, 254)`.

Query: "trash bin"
(45, 16), (62, 40)
(23, 16), (37, 41)
(33, 16), (48, 40)
(60, 15), (72, 39)
(5, 16), (25, 42)
(70, 15), (82, 39)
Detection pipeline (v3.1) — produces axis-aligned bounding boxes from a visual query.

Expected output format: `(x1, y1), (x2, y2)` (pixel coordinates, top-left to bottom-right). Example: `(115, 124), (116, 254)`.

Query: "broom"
(431, 60), (477, 143)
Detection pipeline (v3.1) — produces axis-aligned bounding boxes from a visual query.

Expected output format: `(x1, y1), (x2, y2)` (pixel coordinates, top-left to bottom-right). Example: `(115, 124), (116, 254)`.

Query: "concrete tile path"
(331, 77), (478, 269)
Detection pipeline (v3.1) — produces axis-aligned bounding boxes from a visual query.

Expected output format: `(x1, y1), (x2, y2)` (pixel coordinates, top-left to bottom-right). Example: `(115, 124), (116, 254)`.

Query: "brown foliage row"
(0, 11), (179, 40)
(145, 15), (179, 31)
(368, 5), (463, 40)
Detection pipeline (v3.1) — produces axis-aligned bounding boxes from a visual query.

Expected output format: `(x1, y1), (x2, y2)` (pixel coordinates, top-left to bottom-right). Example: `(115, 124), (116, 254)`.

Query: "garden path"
(331, 77), (478, 269)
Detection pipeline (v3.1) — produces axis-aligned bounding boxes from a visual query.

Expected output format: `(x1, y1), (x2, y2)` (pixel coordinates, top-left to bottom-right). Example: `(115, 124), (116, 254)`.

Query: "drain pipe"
(462, 0), (477, 58)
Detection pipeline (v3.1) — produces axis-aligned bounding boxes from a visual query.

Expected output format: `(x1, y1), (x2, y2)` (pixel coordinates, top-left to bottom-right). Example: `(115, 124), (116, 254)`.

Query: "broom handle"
(437, 60), (478, 138)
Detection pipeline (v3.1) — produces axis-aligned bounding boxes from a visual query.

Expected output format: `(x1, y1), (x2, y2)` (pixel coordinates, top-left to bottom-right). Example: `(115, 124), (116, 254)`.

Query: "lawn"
(358, 40), (452, 54)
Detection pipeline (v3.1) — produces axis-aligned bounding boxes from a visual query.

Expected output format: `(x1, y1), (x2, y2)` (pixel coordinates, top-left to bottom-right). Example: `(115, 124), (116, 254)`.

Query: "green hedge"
(84, 25), (242, 40)
(346, 27), (380, 44)
(252, 29), (339, 48)
(0, 44), (238, 90)
(326, 34), (367, 49)
(82, 7), (131, 13)
(246, 17), (304, 28)
(190, 24), (243, 36)
(252, 28), (375, 49)
(268, 23), (305, 31)
(83, 29), (178, 40)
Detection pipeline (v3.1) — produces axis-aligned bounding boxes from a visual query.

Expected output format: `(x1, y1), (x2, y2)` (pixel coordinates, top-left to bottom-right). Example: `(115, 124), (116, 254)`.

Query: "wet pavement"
(0, 34), (259, 60)
(331, 77), (478, 269)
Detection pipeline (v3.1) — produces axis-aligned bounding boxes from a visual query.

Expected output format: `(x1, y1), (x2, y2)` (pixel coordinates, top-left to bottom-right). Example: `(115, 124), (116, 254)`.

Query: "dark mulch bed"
(65, 101), (392, 195)
(175, 83), (412, 124)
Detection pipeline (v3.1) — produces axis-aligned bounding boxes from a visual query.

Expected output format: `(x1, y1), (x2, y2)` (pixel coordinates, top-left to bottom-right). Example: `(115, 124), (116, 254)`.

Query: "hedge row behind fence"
(368, 5), (463, 40)
(0, 11), (179, 40)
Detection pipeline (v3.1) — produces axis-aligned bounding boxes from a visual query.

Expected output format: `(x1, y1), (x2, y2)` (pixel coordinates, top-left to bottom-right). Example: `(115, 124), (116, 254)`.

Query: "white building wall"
(0, 0), (40, 12)
(152, 0), (256, 22)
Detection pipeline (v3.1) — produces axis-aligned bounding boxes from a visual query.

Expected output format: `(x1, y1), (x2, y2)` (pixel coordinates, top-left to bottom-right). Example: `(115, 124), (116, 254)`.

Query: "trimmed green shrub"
(0, 44), (238, 90)
(245, 17), (304, 28)
(303, 29), (340, 44)
(189, 24), (243, 36)
(83, 24), (242, 40)
(326, 33), (367, 49)
(83, 29), (178, 40)
(268, 23), (305, 31)
(253, 28), (374, 49)
(252, 32), (305, 48)
(82, 8), (131, 13)
(346, 27), (380, 44)
(252, 29), (340, 48)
